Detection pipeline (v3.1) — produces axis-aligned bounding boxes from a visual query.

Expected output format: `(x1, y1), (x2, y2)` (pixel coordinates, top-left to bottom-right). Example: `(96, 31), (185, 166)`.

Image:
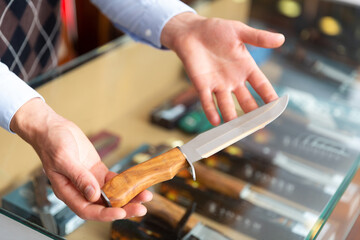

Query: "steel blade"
(182, 223), (231, 240)
(180, 95), (288, 163)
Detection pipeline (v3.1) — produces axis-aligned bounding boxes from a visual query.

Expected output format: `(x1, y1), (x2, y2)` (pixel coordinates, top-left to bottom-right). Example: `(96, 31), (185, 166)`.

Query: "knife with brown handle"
(145, 193), (251, 240)
(194, 162), (318, 226)
(101, 95), (289, 208)
(144, 193), (198, 233)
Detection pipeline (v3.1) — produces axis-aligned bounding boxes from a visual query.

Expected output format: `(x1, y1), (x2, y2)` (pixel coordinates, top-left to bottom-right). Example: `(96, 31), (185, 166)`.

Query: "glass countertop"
(1, 0), (359, 239)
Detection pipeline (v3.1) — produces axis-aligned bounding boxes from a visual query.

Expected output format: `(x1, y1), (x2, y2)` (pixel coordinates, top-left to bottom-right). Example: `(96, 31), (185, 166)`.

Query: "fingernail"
(278, 33), (285, 41)
(139, 207), (147, 217)
(84, 185), (95, 201)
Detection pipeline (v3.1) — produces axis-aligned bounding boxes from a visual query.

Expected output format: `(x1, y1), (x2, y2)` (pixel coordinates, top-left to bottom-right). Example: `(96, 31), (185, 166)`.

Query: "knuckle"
(75, 211), (87, 220)
(74, 171), (88, 190)
(51, 188), (65, 202)
(203, 104), (216, 113)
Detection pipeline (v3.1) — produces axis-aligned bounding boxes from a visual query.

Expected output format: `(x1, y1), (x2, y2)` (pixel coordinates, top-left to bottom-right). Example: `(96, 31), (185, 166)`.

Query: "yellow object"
(224, 145), (243, 157)
(277, 0), (302, 18)
(319, 16), (342, 36)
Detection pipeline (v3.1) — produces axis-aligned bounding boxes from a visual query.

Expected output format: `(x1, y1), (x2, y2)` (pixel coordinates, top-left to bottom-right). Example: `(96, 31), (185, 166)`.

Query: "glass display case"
(0, 0), (359, 239)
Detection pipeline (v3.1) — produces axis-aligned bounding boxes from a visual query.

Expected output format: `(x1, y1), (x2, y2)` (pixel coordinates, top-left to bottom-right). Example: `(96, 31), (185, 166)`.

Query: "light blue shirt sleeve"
(90, 0), (196, 48)
(1, 0), (195, 133)
(0, 62), (44, 133)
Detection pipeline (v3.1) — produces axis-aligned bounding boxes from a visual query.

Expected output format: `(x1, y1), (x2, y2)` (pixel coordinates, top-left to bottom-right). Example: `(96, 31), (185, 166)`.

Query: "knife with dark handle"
(144, 193), (198, 232)
(102, 96), (289, 208)
(144, 193), (231, 240)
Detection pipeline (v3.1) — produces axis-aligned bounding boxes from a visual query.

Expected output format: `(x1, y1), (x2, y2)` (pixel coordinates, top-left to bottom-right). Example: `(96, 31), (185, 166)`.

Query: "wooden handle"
(102, 148), (188, 207)
(195, 163), (316, 216)
(144, 193), (198, 232)
(195, 163), (246, 199)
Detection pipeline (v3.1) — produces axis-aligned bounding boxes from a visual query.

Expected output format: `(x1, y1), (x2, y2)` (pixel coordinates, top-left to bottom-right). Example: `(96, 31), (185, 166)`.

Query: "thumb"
(239, 24), (285, 48)
(66, 166), (101, 202)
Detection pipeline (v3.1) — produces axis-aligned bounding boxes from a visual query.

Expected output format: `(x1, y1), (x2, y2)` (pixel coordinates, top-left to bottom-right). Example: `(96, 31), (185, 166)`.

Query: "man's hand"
(11, 98), (152, 221)
(161, 13), (285, 126)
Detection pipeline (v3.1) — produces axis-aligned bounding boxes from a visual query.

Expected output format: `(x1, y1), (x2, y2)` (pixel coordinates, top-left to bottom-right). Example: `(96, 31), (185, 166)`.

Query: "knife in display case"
(145, 193), (232, 240)
(194, 162), (318, 227)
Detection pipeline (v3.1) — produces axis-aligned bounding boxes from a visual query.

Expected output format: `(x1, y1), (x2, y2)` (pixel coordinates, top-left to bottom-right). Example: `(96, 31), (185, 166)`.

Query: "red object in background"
(60, 0), (78, 43)
(89, 131), (121, 159)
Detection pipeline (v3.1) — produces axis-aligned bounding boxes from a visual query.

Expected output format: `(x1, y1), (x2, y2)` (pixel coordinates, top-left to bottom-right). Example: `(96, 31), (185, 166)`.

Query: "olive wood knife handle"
(102, 147), (188, 207)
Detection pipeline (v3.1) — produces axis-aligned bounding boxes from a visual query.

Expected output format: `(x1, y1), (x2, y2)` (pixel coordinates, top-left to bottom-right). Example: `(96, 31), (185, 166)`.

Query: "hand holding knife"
(101, 95), (289, 208)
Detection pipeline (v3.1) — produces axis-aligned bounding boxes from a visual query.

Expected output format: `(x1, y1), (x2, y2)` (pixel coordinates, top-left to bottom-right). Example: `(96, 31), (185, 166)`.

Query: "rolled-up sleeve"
(91, 0), (196, 48)
(0, 62), (44, 133)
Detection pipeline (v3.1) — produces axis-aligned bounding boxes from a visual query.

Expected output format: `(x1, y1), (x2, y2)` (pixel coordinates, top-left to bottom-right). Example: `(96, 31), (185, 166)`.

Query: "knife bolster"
(101, 190), (112, 207)
(179, 147), (197, 181)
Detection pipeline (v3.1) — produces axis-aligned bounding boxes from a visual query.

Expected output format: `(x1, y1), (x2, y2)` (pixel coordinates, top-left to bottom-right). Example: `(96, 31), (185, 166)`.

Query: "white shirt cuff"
(0, 62), (44, 133)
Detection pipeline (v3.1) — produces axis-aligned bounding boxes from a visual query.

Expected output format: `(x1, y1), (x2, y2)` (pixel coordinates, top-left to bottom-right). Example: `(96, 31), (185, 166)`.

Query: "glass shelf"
(0, 0), (359, 239)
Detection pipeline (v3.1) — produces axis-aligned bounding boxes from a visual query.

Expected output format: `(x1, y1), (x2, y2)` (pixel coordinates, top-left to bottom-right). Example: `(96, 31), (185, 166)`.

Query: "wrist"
(161, 12), (205, 51)
(10, 98), (64, 145)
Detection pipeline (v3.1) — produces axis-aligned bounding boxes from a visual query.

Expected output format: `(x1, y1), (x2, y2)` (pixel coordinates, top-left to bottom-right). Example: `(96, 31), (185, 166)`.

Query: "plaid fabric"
(0, 0), (61, 82)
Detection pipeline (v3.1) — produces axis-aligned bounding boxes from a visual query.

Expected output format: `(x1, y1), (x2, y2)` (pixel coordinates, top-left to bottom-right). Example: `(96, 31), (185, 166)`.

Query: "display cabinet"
(0, 0), (359, 239)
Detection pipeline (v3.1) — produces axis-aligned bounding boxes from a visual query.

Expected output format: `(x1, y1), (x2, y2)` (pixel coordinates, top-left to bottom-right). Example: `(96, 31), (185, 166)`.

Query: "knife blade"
(101, 95), (289, 208)
(182, 223), (231, 240)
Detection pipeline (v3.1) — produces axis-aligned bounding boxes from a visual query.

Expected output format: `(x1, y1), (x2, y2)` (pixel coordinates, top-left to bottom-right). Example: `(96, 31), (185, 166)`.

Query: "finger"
(239, 24), (285, 48)
(214, 91), (237, 122)
(64, 162), (105, 202)
(247, 68), (278, 104)
(128, 190), (153, 204)
(105, 171), (117, 183)
(233, 84), (258, 113)
(122, 203), (148, 218)
(49, 172), (126, 221)
(198, 89), (221, 126)
(79, 204), (127, 221)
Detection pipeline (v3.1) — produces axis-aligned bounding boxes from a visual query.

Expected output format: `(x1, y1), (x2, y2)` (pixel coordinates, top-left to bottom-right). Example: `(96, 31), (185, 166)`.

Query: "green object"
(178, 109), (222, 134)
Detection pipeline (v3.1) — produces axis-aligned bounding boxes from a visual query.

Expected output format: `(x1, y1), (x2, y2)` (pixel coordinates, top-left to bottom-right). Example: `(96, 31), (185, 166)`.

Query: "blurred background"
(60, 0), (360, 65)
(2, 1), (359, 239)
(59, 0), (360, 106)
